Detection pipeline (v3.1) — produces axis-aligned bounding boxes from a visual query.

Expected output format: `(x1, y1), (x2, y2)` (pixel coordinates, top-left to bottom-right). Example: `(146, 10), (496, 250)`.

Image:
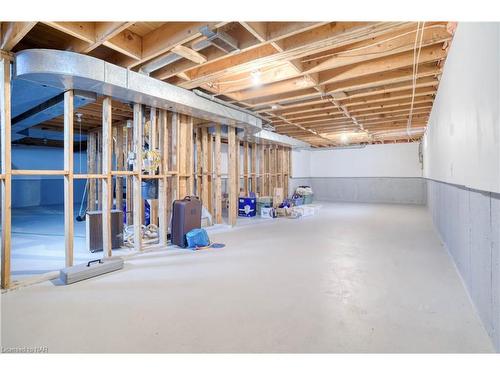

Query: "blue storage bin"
(238, 197), (256, 217)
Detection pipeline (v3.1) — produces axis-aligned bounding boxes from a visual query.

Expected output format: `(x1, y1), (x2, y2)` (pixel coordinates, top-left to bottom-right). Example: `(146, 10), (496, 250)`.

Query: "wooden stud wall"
(191, 124), (292, 225)
(101, 96), (113, 257)
(214, 125), (222, 224)
(132, 103), (143, 252)
(227, 127), (238, 226)
(158, 109), (169, 246)
(1, 57), (12, 289)
(0, 64), (291, 287)
(64, 90), (75, 266)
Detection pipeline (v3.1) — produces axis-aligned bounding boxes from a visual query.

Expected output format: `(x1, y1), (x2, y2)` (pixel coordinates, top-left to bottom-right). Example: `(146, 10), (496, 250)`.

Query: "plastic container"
(256, 196), (273, 215)
(302, 194), (314, 204)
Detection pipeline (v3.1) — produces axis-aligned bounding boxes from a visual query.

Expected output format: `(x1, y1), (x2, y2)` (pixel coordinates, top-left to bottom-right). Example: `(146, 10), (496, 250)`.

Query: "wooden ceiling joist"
(1, 22), (37, 50)
(6, 20), (454, 146)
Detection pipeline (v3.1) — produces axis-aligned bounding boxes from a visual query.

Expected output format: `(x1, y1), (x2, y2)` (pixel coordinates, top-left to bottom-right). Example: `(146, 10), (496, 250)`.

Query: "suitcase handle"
(87, 259), (103, 267)
(183, 196), (199, 201)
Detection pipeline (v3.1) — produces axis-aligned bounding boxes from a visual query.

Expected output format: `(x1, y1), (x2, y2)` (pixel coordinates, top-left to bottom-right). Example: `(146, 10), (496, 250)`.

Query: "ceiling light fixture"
(340, 133), (349, 144)
(251, 70), (261, 86)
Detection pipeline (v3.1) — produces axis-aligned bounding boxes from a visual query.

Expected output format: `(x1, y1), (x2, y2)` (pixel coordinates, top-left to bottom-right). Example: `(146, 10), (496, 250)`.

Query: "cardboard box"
(272, 187), (284, 208)
(276, 207), (292, 217)
(261, 207), (275, 219)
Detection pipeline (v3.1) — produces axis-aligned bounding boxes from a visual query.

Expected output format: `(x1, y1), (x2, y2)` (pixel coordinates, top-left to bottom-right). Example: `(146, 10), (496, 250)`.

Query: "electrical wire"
(406, 22), (426, 139)
(300, 24), (443, 62)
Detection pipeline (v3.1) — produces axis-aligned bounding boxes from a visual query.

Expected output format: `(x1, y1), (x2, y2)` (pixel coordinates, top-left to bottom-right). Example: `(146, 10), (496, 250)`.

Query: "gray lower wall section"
(289, 177), (426, 205)
(427, 179), (500, 352)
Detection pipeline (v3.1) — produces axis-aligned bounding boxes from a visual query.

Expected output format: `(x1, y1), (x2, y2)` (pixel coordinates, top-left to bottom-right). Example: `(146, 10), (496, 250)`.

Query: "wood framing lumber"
(88, 132), (97, 211)
(243, 141), (249, 196)
(1, 57), (12, 288)
(228, 126), (237, 226)
(201, 127), (209, 207)
(132, 103), (143, 251)
(172, 45), (207, 64)
(64, 90), (75, 266)
(259, 144), (265, 196)
(214, 124), (222, 224)
(102, 96), (113, 257)
(149, 107), (158, 226)
(115, 125), (124, 211)
(1, 22), (37, 51)
(158, 109), (169, 246)
(251, 143), (257, 193)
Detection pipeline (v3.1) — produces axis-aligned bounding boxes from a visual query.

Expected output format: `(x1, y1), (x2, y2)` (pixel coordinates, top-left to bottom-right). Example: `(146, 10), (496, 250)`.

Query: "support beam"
(187, 116), (194, 195)
(149, 108), (158, 226)
(214, 124), (222, 224)
(132, 103), (143, 251)
(96, 131), (102, 210)
(117, 22), (225, 68)
(125, 126), (133, 225)
(236, 139), (240, 197)
(158, 109), (169, 246)
(64, 90), (74, 267)
(1, 58), (12, 288)
(171, 45), (207, 64)
(195, 127), (202, 196)
(88, 132), (97, 211)
(201, 127), (209, 207)
(228, 127), (238, 226)
(83, 22), (135, 54)
(115, 125), (124, 211)
(175, 113), (182, 197)
(318, 45), (446, 86)
(259, 144), (265, 196)
(1, 22), (37, 51)
(207, 130), (213, 215)
(101, 96), (113, 257)
(243, 141), (249, 195)
(251, 143), (257, 194)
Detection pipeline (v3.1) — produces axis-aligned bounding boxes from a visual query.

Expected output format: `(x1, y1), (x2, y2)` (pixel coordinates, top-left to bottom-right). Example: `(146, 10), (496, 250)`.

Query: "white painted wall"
(291, 149), (311, 177)
(291, 143), (422, 178)
(422, 23), (500, 194)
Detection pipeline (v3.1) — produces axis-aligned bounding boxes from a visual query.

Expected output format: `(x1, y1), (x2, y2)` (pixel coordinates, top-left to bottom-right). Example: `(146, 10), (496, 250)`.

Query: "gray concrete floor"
(1, 202), (494, 352)
(10, 204), (135, 279)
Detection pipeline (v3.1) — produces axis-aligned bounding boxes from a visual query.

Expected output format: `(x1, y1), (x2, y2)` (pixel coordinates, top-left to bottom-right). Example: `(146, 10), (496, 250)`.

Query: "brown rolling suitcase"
(171, 196), (202, 248)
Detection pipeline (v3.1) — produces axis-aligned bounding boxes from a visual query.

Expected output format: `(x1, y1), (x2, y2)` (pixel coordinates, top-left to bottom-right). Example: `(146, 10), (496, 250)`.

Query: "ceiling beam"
(335, 76), (439, 100)
(180, 22), (409, 90)
(318, 45), (447, 86)
(83, 22), (134, 53)
(43, 21), (142, 60)
(43, 22), (95, 43)
(121, 22), (226, 69)
(171, 45), (208, 64)
(1, 22), (37, 51)
(302, 23), (451, 75)
(239, 22), (268, 42)
(324, 64), (441, 94)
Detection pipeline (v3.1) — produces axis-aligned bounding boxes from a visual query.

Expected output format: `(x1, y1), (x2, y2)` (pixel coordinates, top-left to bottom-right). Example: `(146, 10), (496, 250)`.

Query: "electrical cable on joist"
(407, 22), (426, 138)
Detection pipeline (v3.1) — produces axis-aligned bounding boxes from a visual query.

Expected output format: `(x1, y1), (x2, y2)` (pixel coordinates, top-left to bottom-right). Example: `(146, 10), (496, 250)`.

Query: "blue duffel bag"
(185, 228), (210, 249)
